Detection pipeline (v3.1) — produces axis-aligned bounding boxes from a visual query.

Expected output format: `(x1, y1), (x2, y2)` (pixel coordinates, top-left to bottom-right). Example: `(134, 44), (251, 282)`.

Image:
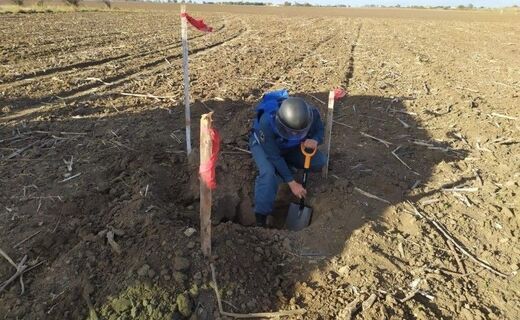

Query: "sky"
(224, 0), (519, 7)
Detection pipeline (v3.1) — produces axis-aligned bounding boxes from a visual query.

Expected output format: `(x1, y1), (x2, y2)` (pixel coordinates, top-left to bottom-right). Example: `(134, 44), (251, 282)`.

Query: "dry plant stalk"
(230, 146), (251, 154)
(85, 77), (113, 85)
(446, 239), (467, 274)
(355, 187), (391, 204)
(360, 132), (393, 148)
(120, 92), (177, 100)
(343, 298), (361, 318)
(59, 173), (82, 183)
(391, 146), (412, 170)
(7, 141), (39, 159)
(14, 231), (41, 249)
(442, 187), (478, 193)
(490, 112), (517, 120)
(397, 118), (410, 128)
(333, 120), (354, 128)
(0, 248), (43, 295)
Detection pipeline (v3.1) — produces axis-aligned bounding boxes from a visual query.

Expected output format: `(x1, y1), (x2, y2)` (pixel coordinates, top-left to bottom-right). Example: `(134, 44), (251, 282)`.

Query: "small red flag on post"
(333, 88), (346, 101)
(180, 12), (213, 33)
(199, 126), (220, 190)
(180, 7), (213, 156)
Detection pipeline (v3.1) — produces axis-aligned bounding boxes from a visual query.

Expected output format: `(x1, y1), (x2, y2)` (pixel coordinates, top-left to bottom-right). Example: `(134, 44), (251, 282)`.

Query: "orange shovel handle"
(300, 143), (317, 169)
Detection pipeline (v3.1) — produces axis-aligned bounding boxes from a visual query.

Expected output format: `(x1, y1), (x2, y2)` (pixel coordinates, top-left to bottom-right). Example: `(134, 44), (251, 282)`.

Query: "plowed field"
(1, 5), (519, 320)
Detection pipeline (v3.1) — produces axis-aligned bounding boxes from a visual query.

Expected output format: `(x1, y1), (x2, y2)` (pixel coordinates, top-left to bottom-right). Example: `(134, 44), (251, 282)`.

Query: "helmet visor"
(275, 111), (313, 141)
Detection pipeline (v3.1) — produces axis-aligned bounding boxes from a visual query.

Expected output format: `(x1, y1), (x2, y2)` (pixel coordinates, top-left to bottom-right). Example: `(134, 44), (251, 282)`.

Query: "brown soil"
(1, 6), (519, 320)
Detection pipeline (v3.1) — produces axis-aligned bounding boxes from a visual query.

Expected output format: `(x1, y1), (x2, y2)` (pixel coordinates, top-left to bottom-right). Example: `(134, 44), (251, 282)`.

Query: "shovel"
(285, 143), (316, 231)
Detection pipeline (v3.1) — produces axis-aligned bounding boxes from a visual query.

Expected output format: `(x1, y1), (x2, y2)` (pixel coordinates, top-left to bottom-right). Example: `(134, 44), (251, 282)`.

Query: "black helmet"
(275, 97), (313, 140)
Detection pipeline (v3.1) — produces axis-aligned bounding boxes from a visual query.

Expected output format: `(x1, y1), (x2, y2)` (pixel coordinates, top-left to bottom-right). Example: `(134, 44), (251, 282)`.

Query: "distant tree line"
(457, 4), (477, 9)
(107, 0), (520, 9)
(200, 1), (312, 5)
(360, 3), (485, 10)
(202, 1), (267, 5)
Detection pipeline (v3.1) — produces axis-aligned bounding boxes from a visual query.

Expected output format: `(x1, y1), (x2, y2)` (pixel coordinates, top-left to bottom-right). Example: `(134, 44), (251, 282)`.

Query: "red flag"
(199, 128), (220, 190)
(181, 13), (213, 32)
(334, 88), (346, 101)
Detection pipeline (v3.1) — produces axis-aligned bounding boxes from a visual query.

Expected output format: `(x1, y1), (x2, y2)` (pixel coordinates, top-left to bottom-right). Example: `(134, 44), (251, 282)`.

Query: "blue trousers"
(250, 136), (326, 215)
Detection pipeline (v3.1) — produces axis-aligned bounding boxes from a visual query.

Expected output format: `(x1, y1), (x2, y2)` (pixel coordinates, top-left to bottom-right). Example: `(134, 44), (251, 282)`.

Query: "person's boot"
(255, 214), (267, 227)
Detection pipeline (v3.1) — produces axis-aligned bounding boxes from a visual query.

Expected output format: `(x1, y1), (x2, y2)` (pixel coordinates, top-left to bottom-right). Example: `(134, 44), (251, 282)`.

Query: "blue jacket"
(252, 89), (324, 183)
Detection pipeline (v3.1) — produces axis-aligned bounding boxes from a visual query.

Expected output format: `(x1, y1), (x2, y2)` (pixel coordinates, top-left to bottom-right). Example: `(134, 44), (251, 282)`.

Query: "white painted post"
(322, 90), (335, 178)
(181, 5), (192, 155)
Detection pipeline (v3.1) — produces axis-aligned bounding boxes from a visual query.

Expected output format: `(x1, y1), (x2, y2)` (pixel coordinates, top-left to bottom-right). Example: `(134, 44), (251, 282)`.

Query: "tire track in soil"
(188, 18), (324, 92)
(264, 33), (339, 91)
(0, 20), (228, 86)
(2, 38), (131, 68)
(343, 23), (363, 90)
(0, 15), (144, 42)
(3, 24), (249, 121)
(2, 54), (130, 84)
(244, 19), (356, 96)
(324, 22), (361, 121)
(0, 17), (228, 76)
(1, 30), (129, 59)
(63, 26), (248, 98)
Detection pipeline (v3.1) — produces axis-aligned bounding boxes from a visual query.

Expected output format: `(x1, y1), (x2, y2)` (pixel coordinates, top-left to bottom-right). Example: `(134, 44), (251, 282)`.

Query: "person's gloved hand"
(303, 139), (318, 150)
(288, 181), (307, 199)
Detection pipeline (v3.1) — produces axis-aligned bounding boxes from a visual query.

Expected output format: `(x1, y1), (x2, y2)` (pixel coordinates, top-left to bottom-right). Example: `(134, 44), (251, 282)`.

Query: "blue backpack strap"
(262, 89), (289, 102)
(253, 89), (289, 130)
(252, 89), (303, 149)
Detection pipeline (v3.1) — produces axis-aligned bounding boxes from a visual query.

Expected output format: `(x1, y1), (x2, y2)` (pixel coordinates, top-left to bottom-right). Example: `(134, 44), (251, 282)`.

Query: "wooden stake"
(322, 90), (335, 178)
(181, 5), (192, 155)
(200, 112), (213, 258)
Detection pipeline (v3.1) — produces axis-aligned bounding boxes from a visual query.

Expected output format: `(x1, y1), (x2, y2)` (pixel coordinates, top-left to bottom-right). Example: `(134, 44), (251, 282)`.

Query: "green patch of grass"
(96, 282), (178, 320)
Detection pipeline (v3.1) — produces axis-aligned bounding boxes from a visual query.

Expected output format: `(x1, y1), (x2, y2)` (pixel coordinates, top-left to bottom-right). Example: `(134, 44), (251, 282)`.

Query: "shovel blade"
(285, 202), (313, 231)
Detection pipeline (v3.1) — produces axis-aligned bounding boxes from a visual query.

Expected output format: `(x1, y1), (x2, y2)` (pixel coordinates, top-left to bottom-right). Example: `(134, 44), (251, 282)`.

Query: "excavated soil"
(1, 5), (519, 320)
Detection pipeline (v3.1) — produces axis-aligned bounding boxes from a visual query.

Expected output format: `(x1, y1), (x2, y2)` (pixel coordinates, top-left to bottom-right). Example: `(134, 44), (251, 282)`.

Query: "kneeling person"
(250, 90), (326, 227)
